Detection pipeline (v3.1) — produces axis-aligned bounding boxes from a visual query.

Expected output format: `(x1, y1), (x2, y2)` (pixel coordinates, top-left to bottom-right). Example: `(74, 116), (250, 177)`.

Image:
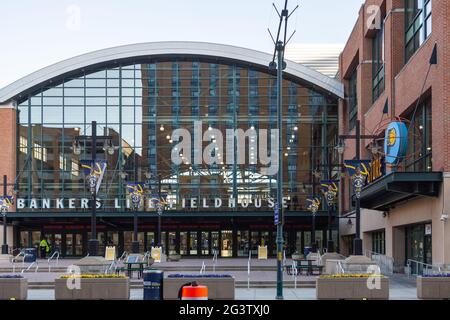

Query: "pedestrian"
(39, 237), (49, 259)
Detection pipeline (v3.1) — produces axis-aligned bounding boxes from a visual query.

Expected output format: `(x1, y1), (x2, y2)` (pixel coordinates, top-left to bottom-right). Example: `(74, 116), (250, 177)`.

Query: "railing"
(212, 250), (218, 272)
(47, 251), (60, 272)
(118, 251), (128, 262)
(336, 261), (345, 274)
(21, 261), (39, 273)
(105, 260), (117, 274)
(365, 250), (394, 275)
(142, 251), (151, 263)
(200, 261), (206, 274)
(406, 259), (441, 277)
(291, 260), (298, 289)
(11, 250), (26, 273)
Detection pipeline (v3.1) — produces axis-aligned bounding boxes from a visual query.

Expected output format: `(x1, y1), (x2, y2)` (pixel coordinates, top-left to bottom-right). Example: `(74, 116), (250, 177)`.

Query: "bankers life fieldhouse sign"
(15, 197), (292, 210)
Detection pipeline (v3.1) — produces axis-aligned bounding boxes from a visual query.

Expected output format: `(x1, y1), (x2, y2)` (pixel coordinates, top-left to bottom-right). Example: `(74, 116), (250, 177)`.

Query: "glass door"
(65, 234), (74, 256)
(237, 231), (249, 257)
(168, 232), (177, 255)
(180, 232), (188, 255)
(189, 231), (198, 255)
(211, 231), (219, 256)
(221, 230), (233, 257)
(201, 232), (210, 255)
(75, 234), (83, 256)
(250, 231), (259, 256)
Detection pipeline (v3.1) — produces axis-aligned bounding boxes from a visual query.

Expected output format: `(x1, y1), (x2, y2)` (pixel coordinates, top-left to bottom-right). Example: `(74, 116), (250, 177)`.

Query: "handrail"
(336, 261), (345, 274)
(21, 261), (39, 273)
(106, 260), (117, 274)
(292, 260), (298, 289)
(200, 261), (206, 274)
(118, 251), (128, 262)
(47, 251), (60, 272)
(212, 250), (218, 272)
(406, 259), (440, 277)
(11, 250), (26, 273)
(142, 251), (151, 263)
(365, 250), (394, 275)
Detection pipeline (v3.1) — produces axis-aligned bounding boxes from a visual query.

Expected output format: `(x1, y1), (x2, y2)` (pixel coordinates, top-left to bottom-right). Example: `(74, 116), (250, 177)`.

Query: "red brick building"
(339, 0), (450, 273)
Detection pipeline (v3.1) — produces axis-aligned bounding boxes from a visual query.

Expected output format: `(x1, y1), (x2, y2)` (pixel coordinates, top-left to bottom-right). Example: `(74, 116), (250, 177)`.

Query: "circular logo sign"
(384, 121), (408, 165)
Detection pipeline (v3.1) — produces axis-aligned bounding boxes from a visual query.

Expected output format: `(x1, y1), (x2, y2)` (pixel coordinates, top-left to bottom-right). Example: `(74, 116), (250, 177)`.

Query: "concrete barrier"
(0, 278), (27, 300)
(316, 277), (389, 300)
(55, 277), (130, 300)
(417, 277), (450, 299)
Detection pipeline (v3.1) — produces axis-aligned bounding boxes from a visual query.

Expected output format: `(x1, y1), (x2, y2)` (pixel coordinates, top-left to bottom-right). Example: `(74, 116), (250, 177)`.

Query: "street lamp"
(306, 196), (321, 253)
(72, 121), (115, 256)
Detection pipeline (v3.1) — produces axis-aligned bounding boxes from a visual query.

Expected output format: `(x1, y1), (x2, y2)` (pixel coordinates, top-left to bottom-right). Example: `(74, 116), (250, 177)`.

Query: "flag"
(126, 182), (145, 194)
(320, 180), (339, 193)
(344, 160), (371, 177)
(0, 196), (14, 208)
(80, 160), (107, 193)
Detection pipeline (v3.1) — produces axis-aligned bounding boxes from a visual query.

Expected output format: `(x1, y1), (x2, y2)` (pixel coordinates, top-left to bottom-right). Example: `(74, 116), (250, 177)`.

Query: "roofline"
(0, 41), (344, 103)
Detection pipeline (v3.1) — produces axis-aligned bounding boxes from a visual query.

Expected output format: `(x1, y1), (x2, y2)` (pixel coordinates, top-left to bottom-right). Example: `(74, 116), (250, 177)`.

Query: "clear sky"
(0, 0), (364, 88)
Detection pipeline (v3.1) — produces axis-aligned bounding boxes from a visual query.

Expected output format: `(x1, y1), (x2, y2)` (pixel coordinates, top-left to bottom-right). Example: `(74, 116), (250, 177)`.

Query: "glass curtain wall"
(17, 60), (338, 213)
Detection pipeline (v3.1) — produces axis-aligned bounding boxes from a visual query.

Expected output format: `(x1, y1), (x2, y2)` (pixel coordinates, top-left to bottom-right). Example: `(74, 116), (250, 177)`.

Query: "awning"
(360, 172), (442, 211)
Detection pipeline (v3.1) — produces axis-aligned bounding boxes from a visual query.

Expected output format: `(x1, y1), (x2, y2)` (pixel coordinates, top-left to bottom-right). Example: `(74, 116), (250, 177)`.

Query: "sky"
(0, 0), (364, 88)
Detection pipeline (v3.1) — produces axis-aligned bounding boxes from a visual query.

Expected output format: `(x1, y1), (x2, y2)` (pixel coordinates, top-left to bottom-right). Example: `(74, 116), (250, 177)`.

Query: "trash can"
(24, 248), (37, 263)
(143, 270), (164, 300)
(303, 247), (312, 257)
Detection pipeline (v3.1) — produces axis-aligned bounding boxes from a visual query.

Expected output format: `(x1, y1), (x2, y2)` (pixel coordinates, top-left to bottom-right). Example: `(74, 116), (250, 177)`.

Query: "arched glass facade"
(14, 56), (339, 257)
(17, 59), (339, 213)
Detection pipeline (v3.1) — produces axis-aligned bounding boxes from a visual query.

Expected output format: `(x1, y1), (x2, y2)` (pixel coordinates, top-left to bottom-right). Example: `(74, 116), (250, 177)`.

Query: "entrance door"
(237, 230), (249, 257)
(180, 232), (188, 255)
(221, 230), (233, 257)
(201, 232), (210, 255)
(189, 231), (198, 255)
(211, 231), (219, 256)
(65, 233), (84, 257)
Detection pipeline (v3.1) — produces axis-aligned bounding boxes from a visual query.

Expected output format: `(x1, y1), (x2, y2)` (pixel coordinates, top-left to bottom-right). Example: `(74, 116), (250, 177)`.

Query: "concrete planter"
(55, 277), (130, 300)
(417, 277), (450, 299)
(0, 278), (28, 300)
(163, 277), (235, 300)
(316, 277), (389, 300)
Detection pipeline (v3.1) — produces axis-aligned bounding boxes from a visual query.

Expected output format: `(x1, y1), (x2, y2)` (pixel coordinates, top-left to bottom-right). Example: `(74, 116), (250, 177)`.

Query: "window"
(348, 69), (358, 130)
(20, 136), (28, 154)
(405, 0), (432, 63)
(372, 231), (386, 255)
(372, 23), (385, 102)
(404, 98), (432, 172)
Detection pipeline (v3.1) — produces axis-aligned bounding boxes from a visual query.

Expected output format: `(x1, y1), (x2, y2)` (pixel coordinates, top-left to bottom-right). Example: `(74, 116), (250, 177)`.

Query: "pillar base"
(87, 239), (99, 256)
(327, 240), (335, 253)
(353, 238), (363, 255)
(132, 241), (140, 254)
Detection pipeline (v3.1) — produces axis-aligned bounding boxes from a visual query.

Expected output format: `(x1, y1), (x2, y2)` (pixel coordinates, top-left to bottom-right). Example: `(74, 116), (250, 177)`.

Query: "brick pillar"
(0, 101), (17, 249)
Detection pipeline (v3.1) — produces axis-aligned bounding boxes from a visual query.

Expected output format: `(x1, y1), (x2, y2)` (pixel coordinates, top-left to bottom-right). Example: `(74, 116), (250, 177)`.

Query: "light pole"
(340, 120), (376, 255)
(268, 0), (298, 300)
(1, 175), (9, 255)
(73, 120), (115, 256)
(306, 197), (321, 253)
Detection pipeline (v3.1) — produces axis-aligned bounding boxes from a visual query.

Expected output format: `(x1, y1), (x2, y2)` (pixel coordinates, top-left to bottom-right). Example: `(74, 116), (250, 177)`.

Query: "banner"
(343, 160), (371, 177)
(319, 180), (338, 193)
(306, 196), (321, 213)
(126, 182), (145, 209)
(80, 160), (107, 193)
(0, 196), (14, 213)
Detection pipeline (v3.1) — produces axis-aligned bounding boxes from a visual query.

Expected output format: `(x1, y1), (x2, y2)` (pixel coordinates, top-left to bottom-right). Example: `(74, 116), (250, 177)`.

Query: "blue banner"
(344, 160), (371, 177)
(305, 196), (321, 212)
(319, 180), (339, 193)
(0, 196), (14, 208)
(80, 160), (107, 193)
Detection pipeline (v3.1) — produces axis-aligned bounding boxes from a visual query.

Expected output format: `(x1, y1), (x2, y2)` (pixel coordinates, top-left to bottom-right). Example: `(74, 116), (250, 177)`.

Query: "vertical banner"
(80, 160), (107, 193)
(126, 182), (145, 209)
(320, 180), (339, 207)
(306, 196), (321, 213)
(0, 196), (14, 213)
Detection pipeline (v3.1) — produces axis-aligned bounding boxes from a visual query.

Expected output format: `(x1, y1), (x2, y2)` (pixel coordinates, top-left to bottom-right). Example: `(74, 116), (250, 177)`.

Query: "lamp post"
(1, 175), (9, 255)
(73, 120), (115, 256)
(339, 120), (376, 256)
(306, 197), (321, 253)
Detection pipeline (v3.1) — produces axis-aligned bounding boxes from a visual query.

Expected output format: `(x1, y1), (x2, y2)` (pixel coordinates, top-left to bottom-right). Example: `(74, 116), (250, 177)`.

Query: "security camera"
(441, 214), (449, 222)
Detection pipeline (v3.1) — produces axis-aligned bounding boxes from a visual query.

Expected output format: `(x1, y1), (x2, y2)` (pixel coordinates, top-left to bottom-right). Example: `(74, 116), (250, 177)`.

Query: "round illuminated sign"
(384, 121), (408, 165)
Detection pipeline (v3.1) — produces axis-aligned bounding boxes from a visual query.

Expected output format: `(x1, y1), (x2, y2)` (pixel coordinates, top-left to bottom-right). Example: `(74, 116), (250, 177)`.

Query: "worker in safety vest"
(39, 237), (50, 259)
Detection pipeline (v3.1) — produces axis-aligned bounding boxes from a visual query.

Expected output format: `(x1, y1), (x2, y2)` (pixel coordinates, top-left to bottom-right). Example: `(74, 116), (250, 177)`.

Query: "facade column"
(0, 101), (17, 255)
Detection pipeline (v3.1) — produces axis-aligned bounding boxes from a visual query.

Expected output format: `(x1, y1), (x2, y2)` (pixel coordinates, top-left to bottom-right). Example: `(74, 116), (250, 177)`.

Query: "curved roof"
(0, 41), (343, 104)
